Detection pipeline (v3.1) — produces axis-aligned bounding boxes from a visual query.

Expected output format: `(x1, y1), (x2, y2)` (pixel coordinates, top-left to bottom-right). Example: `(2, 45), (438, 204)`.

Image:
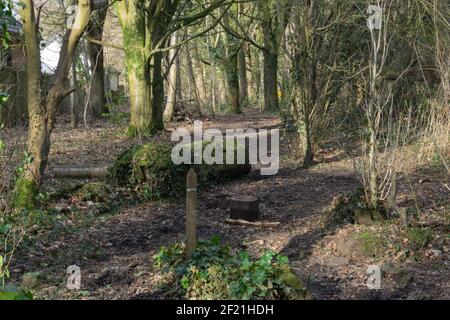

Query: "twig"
(224, 219), (280, 228)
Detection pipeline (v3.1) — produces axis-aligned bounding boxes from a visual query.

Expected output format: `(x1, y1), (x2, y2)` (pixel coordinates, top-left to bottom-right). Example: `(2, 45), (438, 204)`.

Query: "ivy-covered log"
(109, 141), (251, 199)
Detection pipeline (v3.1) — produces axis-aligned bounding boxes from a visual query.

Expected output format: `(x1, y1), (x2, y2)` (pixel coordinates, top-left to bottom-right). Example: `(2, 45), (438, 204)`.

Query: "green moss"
(110, 141), (251, 199)
(354, 230), (387, 257)
(407, 228), (432, 247)
(279, 266), (313, 300)
(126, 123), (164, 138)
(74, 182), (111, 202)
(12, 178), (38, 210)
(132, 143), (189, 199)
(126, 125), (139, 138)
(108, 146), (140, 185)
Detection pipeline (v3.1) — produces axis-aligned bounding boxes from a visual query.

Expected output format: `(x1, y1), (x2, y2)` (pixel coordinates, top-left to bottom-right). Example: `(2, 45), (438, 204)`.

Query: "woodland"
(0, 0), (449, 300)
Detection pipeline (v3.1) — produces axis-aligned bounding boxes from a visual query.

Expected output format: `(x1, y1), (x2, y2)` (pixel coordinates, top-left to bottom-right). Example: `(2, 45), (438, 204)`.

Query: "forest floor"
(2, 107), (450, 300)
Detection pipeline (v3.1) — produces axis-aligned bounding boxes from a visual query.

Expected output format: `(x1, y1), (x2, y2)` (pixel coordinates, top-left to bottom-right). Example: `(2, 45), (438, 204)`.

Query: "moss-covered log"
(109, 141), (251, 199)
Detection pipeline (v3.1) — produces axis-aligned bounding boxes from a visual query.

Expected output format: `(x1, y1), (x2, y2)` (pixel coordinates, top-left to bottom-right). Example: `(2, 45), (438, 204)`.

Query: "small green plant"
(0, 223), (16, 287)
(0, 285), (33, 300)
(0, 222), (31, 300)
(407, 227), (432, 248)
(74, 182), (111, 202)
(14, 151), (33, 178)
(154, 236), (311, 300)
(0, 92), (9, 105)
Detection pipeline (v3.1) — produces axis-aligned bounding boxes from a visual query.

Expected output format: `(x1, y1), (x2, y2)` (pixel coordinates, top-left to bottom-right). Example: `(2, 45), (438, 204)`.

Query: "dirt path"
(9, 108), (449, 300)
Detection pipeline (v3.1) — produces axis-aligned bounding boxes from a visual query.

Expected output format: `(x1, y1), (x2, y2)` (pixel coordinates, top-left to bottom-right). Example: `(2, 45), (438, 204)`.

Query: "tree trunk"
(14, 0), (90, 209)
(87, 7), (107, 118)
(368, 121), (378, 207)
(238, 45), (248, 108)
(303, 104), (314, 167)
(185, 37), (202, 110)
(175, 52), (182, 101)
(224, 52), (240, 114)
(222, 12), (240, 114)
(248, 48), (258, 100)
(117, 0), (166, 137)
(210, 61), (216, 117)
(163, 30), (178, 123)
(195, 45), (208, 106)
(151, 51), (165, 131)
(70, 62), (79, 129)
(263, 49), (279, 111)
(121, 22), (153, 137)
(126, 59), (152, 137)
(259, 51), (265, 111)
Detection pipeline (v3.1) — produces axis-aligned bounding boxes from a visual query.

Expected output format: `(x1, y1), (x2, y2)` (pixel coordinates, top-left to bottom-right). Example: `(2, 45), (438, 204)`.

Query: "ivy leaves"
(153, 236), (302, 300)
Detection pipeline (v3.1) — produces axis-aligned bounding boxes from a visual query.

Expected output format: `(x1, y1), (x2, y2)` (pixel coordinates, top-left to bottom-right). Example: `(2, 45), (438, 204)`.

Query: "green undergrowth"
(0, 286), (33, 300)
(354, 230), (388, 258)
(407, 227), (432, 248)
(154, 236), (312, 300)
(322, 187), (389, 227)
(109, 141), (251, 200)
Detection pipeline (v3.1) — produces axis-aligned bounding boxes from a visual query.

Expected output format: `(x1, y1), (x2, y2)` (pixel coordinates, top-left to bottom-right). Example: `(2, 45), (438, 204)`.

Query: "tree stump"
(229, 196), (260, 222)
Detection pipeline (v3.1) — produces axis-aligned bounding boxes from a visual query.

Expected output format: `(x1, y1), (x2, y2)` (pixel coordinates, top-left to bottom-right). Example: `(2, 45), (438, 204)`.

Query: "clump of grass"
(354, 230), (387, 257)
(407, 227), (432, 248)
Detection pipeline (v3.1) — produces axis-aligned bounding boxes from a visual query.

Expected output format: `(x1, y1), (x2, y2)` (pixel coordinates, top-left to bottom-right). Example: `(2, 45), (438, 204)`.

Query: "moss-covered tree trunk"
(13, 2), (46, 207)
(127, 59), (152, 136)
(117, 0), (166, 137)
(119, 2), (149, 137)
(17, 0), (43, 206)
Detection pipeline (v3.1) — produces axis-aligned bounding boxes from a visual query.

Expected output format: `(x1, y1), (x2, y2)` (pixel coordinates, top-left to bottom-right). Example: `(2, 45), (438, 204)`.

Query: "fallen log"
(52, 164), (111, 178)
(225, 218), (280, 228)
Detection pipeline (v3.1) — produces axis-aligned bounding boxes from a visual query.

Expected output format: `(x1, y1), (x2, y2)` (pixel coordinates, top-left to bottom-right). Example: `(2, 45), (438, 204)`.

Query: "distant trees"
(285, 0), (350, 167)
(115, 0), (230, 137)
(10, 0), (450, 209)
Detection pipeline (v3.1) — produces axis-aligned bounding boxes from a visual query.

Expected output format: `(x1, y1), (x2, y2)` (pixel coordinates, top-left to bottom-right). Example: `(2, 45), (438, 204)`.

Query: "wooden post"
(186, 168), (198, 259)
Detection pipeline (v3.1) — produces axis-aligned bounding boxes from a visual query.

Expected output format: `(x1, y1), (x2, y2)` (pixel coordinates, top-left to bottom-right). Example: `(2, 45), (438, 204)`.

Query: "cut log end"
(229, 195), (260, 221)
